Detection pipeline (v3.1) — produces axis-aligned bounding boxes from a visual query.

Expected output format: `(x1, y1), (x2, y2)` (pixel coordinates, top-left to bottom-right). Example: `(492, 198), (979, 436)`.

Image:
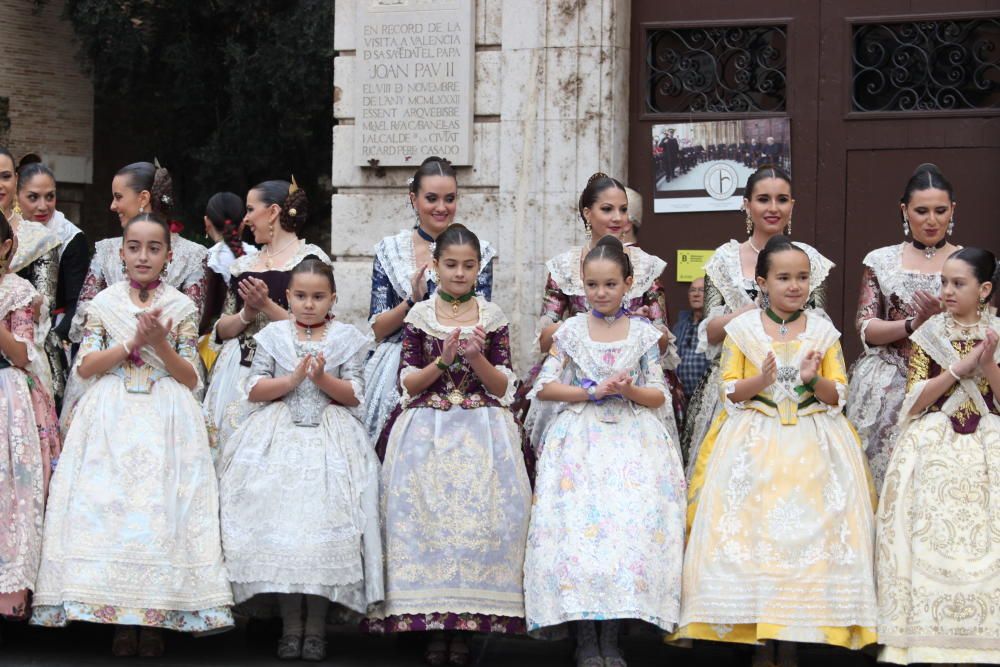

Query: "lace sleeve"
(244, 338), (277, 401)
(397, 322), (425, 406)
(719, 336), (748, 413)
(337, 344), (368, 417)
(484, 323), (516, 405)
(855, 266), (883, 351)
(533, 273), (569, 350)
(527, 344), (568, 401)
(702, 273), (724, 313)
(182, 256), (209, 315)
(2, 306), (37, 366)
(69, 255), (108, 343)
(819, 341), (849, 415)
(476, 258), (494, 301)
(697, 274), (728, 359)
(638, 344), (670, 404)
(173, 311), (204, 393)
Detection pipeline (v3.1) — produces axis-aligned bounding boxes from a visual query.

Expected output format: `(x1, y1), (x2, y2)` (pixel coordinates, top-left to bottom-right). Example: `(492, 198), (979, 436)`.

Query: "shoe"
(277, 634), (303, 660)
(302, 635), (327, 662)
(111, 626), (138, 657)
(137, 627), (165, 657)
(424, 634), (448, 666)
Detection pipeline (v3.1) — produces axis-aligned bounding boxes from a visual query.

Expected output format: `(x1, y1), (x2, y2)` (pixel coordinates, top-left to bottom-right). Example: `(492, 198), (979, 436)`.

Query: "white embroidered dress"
(218, 320), (383, 613)
(876, 313), (1000, 665)
(677, 310), (876, 648)
(31, 282), (234, 632)
(524, 314), (686, 632)
(683, 239), (833, 476)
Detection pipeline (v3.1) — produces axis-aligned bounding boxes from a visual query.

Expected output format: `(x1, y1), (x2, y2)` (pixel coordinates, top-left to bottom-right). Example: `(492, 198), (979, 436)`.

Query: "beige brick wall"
(0, 0), (94, 183)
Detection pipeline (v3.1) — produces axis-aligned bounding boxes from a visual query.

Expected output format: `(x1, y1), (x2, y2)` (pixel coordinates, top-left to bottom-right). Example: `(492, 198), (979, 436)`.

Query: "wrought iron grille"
(645, 25), (787, 114)
(852, 17), (1000, 112)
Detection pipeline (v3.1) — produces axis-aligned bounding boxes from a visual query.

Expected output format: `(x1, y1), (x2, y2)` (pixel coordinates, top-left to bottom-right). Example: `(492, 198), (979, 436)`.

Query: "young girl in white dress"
(876, 248), (1000, 665)
(218, 258), (382, 662)
(30, 213), (233, 657)
(676, 235), (877, 666)
(524, 235), (687, 667)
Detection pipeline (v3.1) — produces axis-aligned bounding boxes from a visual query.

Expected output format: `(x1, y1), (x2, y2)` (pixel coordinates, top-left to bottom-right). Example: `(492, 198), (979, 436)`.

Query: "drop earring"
(903, 215), (910, 237)
(745, 211), (754, 236)
(761, 291), (770, 309)
(785, 218), (792, 236)
(948, 219), (955, 237)
(584, 220), (592, 240)
(121, 259), (128, 276)
(138, 205), (144, 214)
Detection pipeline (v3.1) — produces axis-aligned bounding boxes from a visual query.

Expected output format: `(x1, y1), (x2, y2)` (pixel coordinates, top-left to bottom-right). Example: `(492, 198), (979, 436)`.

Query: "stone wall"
(0, 0), (94, 184)
(332, 0), (630, 371)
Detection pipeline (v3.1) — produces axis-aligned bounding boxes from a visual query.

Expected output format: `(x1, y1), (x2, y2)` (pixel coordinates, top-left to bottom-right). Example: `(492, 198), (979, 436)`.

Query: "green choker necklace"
(765, 307), (802, 336)
(438, 289), (476, 315)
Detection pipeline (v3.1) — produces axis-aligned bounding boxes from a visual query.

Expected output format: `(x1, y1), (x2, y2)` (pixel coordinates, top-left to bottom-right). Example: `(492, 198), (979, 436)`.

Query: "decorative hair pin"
(289, 175), (299, 195)
(154, 156), (163, 169)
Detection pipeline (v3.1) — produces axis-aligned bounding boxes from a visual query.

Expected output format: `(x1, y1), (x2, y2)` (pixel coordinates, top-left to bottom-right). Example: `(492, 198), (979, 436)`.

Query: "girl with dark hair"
(199, 191), (257, 337)
(521, 173), (683, 461)
(363, 156), (496, 458)
(31, 214), (233, 657)
(0, 209), (61, 630)
(218, 258), (381, 662)
(676, 235), (877, 663)
(203, 179), (332, 450)
(681, 165), (833, 475)
(876, 247), (1000, 664)
(70, 161), (209, 346)
(525, 235), (686, 667)
(847, 163), (956, 492)
(368, 224), (529, 666)
(16, 159), (90, 401)
(0, 149), (63, 398)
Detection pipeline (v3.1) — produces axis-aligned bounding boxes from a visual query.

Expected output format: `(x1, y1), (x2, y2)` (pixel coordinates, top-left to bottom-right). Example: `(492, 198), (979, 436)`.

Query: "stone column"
(331, 0), (630, 371)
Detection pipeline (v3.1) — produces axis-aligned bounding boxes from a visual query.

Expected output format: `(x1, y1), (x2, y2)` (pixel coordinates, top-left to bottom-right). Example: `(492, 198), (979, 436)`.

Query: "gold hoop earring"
(745, 212), (753, 236)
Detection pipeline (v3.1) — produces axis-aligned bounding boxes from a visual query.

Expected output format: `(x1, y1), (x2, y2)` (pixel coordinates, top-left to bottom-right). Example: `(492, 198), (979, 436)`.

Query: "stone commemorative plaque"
(355, 0), (475, 166)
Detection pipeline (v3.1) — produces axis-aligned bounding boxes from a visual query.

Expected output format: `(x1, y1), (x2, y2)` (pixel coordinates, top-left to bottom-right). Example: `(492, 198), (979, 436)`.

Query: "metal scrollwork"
(852, 18), (1000, 112)
(645, 25), (787, 114)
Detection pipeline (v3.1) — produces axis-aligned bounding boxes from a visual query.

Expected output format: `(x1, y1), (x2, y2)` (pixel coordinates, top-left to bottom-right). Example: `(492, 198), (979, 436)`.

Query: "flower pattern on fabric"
(847, 244), (942, 492)
(524, 314), (686, 633)
(876, 313), (1000, 664)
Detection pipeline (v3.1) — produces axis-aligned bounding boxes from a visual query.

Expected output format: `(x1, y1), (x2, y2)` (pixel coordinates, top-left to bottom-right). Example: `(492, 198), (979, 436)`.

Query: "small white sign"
(354, 0), (475, 167)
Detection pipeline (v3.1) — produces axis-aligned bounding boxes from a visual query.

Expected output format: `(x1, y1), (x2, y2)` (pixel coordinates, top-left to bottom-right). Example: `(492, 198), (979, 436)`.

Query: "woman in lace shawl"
(365, 225), (530, 667)
(846, 164), (954, 492)
(69, 161), (208, 344)
(363, 157), (495, 459)
(0, 148), (62, 398)
(876, 248), (1000, 665)
(0, 211), (61, 629)
(681, 166), (833, 474)
(519, 173), (682, 457)
(203, 180), (331, 450)
(31, 215), (232, 657)
(218, 260), (381, 662)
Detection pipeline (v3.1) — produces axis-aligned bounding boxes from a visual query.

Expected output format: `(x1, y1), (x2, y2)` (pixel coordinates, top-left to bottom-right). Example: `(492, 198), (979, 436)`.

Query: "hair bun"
(151, 166), (175, 215)
(16, 153), (42, 174)
(281, 187), (309, 232)
(587, 172), (610, 186)
(913, 162), (941, 176)
(595, 234), (624, 250)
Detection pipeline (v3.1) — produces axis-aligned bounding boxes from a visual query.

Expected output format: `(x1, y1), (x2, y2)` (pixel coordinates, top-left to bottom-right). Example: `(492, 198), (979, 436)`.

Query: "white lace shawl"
(545, 245), (667, 299)
(229, 241), (331, 278)
(207, 242), (258, 281)
(247, 319), (373, 414)
(857, 243), (942, 351)
(10, 219), (61, 273)
(372, 228), (497, 303)
(899, 313), (1000, 425)
(399, 297), (515, 406)
(722, 309), (846, 415)
(45, 211), (84, 259)
(0, 274), (43, 370)
(698, 239), (834, 359)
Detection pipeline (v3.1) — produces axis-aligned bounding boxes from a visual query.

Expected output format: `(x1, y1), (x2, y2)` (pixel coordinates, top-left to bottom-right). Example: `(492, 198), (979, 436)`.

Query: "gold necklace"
(435, 299), (476, 321)
(443, 357), (471, 405)
(264, 237), (299, 269)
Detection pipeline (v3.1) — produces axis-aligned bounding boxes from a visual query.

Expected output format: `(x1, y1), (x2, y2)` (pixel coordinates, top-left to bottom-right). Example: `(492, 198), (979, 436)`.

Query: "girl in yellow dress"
(676, 235), (877, 666)
(876, 247), (1000, 665)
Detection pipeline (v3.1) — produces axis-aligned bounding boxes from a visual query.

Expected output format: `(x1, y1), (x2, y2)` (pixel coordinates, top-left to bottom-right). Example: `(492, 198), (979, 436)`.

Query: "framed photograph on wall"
(652, 118), (791, 213)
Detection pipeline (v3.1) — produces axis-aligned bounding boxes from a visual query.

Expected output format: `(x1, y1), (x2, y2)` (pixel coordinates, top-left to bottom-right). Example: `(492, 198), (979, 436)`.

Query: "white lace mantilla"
(229, 241), (331, 278)
(207, 242), (258, 281)
(45, 211), (84, 259)
(374, 228), (497, 301)
(545, 313), (663, 387)
(859, 244), (942, 350)
(545, 246), (667, 299)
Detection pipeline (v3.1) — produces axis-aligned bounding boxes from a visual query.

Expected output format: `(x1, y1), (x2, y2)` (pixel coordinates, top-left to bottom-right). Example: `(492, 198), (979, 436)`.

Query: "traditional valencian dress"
(523, 313), (686, 632)
(0, 274), (61, 619)
(31, 281), (234, 632)
(521, 245), (682, 452)
(218, 319), (383, 615)
(362, 228), (495, 456)
(70, 233), (209, 343)
(203, 241), (330, 450)
(847, 243), (941, 493)
(10, 217), (62, 397)
(368, 297), (531, 634)
(199, 240), (257, 336)
(681, 239), (833, 472)
(876, 312), (1000, 665)
(676, 309), (877, 649)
